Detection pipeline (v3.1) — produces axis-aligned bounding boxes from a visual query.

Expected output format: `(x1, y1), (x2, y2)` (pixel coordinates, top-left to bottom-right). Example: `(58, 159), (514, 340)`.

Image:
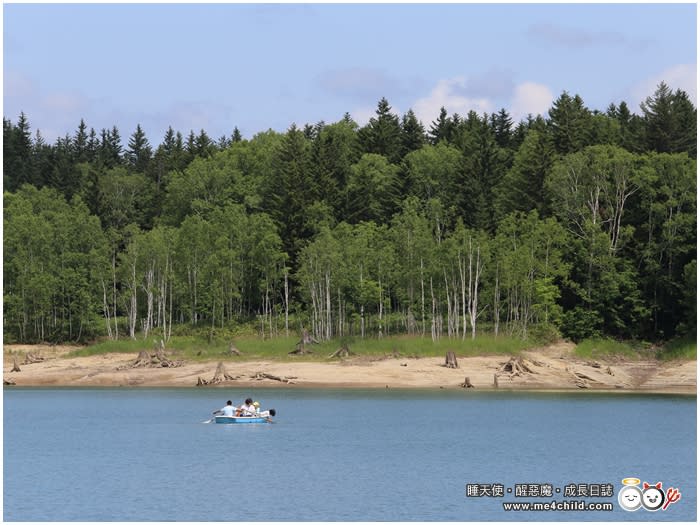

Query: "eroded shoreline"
(3, 343), (696, 395)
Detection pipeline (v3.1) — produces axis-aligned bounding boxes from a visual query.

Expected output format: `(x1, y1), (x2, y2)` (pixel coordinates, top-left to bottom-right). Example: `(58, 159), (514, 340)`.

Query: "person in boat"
(251, 401), (276, 418)
(213, 400), (235, 417)
(236, 398), (256, 416)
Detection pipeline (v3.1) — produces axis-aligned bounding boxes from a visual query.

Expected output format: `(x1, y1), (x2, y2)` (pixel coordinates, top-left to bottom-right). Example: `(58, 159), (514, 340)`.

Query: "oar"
(202, 409), (224, 424)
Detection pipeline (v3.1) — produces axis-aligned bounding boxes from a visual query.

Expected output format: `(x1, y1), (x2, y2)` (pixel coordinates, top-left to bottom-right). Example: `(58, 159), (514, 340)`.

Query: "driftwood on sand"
(23, 352), (46, 364)
(252, 371), (297, 384)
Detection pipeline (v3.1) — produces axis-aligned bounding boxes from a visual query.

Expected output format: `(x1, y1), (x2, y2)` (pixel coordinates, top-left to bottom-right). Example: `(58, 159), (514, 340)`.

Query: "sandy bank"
(3, 343), (696, 394)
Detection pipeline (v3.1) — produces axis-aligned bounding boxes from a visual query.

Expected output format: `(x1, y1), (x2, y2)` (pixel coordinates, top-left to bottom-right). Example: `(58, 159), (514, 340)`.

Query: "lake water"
(2, 388), (696, 521)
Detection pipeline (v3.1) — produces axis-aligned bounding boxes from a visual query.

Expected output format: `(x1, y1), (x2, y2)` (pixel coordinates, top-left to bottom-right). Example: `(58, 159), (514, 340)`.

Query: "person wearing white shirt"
(237, 397), (256, 416)
(213, 400), (235, 416)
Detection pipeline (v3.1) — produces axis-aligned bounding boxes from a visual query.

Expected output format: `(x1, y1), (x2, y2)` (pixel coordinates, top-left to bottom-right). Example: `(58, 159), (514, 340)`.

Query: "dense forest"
(3, 82), (697, 345)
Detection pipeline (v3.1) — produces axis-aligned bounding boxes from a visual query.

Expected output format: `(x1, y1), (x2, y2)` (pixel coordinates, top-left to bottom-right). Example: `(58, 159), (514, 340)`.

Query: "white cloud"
(629, 64), (697, 110)
(412, 77), (492, 126)
(510, 82), (554, 122)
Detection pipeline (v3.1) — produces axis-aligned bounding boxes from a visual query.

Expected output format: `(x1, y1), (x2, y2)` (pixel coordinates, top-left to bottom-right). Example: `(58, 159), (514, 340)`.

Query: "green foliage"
(2, 83), (697, 345)
(527, 323), (561, 346)
(658, 337), (697, 361)
(574, 338), (639, 360)
(4, 185), (108, 342)
(69, 333), (534, 362)
(345, 153), (401, 223)
(548, 92), (593, 154)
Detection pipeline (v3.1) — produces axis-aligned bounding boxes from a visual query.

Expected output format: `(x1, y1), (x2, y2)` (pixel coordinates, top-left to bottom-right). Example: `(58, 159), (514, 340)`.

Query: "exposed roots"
(118, 348), (184, 370)
(196, 361), (239, 386)
(329, 344), (355, 359)
(497, 356), (540, 378)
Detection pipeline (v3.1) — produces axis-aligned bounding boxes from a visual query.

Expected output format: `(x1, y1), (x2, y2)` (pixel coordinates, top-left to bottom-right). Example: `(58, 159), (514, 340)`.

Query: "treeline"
(3, 82), (696, 344)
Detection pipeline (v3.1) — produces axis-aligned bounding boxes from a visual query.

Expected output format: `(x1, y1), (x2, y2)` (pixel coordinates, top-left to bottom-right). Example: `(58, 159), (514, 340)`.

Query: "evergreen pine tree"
(73, 119), (89, 163)
(4, 113), (36, 190)
(126, 124), (152, 173)
(400, 109), (426, 157)
(547, 92), (593, 154)
(358, 97), (403, 163)
(490, 108), (513, 149)
(428, 106), (450, 144)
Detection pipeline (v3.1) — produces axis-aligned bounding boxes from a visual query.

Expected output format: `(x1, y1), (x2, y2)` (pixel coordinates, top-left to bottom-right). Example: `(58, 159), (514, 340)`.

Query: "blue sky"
(3, 2), (697, 144)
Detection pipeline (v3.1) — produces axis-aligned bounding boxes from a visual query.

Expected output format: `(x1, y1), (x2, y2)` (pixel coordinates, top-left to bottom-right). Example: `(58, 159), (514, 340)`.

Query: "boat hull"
(214, 415), (270, 424)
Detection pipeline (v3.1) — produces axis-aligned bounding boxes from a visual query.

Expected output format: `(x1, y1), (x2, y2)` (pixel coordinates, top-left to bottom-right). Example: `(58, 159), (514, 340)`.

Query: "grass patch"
(658, 336), (697, 361)
(574, 338), (640, 360)
(69, 333), (534, 361)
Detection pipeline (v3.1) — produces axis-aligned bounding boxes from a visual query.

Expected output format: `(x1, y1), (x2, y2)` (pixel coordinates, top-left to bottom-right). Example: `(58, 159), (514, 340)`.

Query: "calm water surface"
(3, 388), (696, 521)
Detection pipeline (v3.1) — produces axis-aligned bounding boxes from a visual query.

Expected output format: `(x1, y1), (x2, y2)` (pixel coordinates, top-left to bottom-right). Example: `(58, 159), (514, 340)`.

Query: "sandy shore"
(3, 342), (696, 394)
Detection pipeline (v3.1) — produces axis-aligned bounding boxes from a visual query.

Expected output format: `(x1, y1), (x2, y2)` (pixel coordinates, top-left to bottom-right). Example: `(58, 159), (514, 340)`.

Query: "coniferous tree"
(73, 119), (89, 163)
(126, 124), (152, 173)
(86, 127), (99, 162)
(490, 108), (514, 149)
(312, 119), (360, 220)
(98, 126), (123, 168)
(265, 124), (315, 269)
(400, 109), (426, 157)
(217, 135), (231, 150)
(3, 113), (35, 190)
(429, 107), (451, 145)
(195, 129), (214, 158)
(358, 97), (403, 163)
(493, 130), (555, 220)
(48, 134), (81, 200)
(185, 130), (197, 163)
(640, 84), (697, 158)
(547, 92), (593, 155)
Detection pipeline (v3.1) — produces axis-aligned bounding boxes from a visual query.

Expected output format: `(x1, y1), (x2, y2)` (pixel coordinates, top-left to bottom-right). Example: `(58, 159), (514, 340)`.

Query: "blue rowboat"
(214, 415), (271, 424)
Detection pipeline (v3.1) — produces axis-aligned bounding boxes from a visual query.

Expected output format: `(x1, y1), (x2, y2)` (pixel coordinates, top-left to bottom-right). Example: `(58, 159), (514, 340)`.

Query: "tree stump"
(211, 361), (235, 383)
(119, 349), (183, 370)
(11, 357), (21, 373)
(132, 350), (152, 367)
(301, 329), (319, 345)
(493, 374), (499, 388)
(445, 351), (459, 369)
(329, 344), (353, 358)
(498, 356), (538, 377)
(460, 376), (474, 388)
